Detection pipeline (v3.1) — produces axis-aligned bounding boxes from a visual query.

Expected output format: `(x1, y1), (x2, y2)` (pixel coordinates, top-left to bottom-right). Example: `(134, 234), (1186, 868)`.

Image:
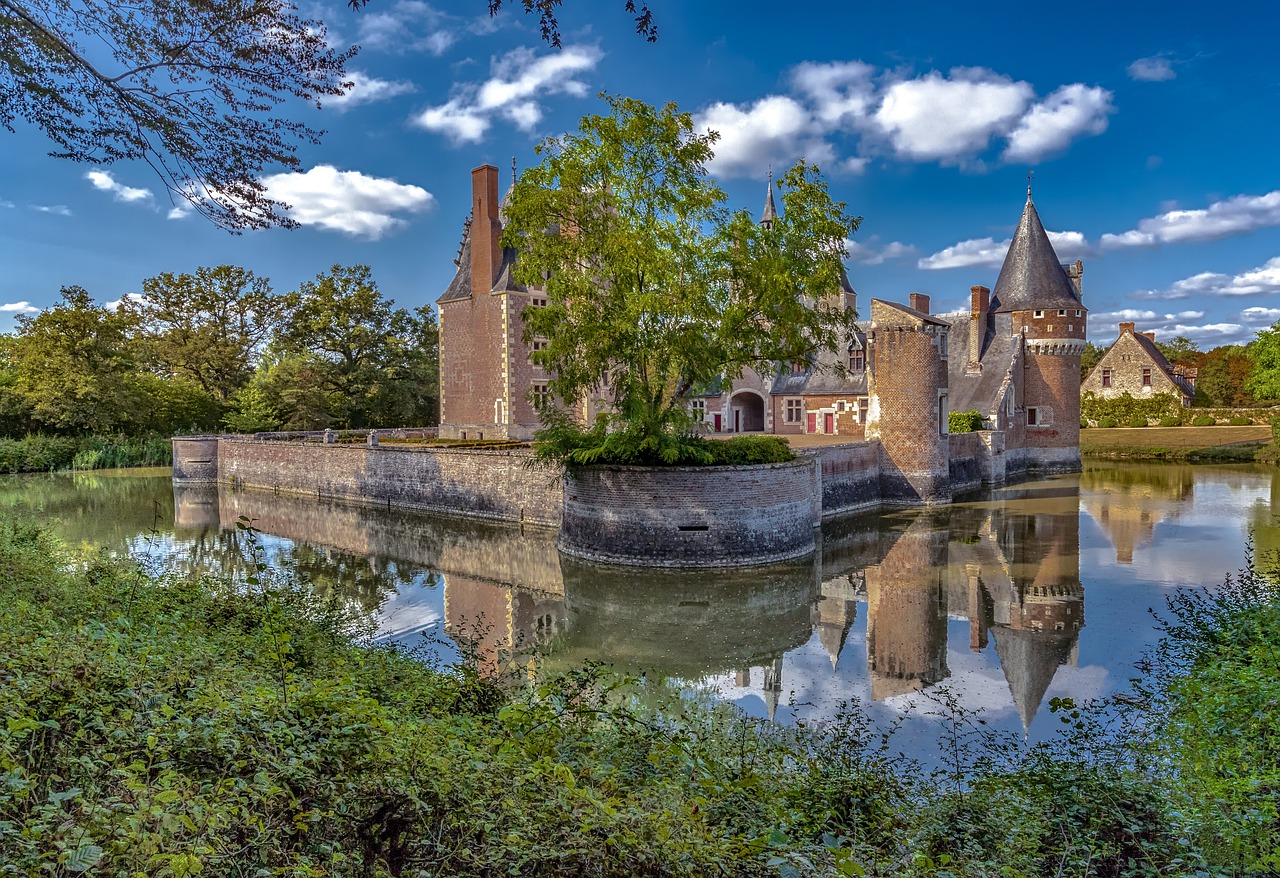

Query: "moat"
(7, 461), (1275, 750)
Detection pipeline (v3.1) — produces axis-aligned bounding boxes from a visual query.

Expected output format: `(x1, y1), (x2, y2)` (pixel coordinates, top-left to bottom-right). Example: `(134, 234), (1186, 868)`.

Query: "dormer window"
(848, 348), (865, 371)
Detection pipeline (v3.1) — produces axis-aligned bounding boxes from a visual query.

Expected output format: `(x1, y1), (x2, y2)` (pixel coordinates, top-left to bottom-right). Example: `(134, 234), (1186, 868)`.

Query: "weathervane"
(511, 156), (517, 188)
(1026, 169), (1035, 201)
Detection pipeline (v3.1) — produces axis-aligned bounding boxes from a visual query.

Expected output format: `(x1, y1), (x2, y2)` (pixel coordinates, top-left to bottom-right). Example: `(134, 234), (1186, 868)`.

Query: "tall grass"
(0, 434), (172, 473)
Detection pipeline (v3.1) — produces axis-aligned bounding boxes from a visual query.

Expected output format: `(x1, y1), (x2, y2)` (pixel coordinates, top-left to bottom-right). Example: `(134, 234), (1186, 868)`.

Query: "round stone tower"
(990, 193), (1087, 473)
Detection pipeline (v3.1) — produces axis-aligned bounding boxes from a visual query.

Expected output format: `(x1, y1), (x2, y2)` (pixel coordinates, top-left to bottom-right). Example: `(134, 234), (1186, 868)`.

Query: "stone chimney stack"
(470, 164), (502, 296)
(1142, 331), (1157, 342)
(1119, 321), (1135, 336)
(969, 285), (990, 367)
(909, 292), (930, 314)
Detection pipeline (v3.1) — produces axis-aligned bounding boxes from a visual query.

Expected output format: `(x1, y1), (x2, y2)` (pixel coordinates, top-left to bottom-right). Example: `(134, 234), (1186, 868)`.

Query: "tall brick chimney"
(470, 164), (502, 296)
(909, 292), (930, 314)
(1119, 321), (1135, 336)
(969, 285), (990, 366)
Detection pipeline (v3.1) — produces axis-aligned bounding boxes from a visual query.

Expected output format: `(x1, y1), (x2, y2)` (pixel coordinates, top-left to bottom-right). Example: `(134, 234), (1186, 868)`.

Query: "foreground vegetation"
(0, 434), (172, 473)
(2, 521), (1278, 875)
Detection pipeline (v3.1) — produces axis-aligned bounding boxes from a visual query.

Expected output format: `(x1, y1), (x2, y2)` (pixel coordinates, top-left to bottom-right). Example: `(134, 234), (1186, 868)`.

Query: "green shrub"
(1081, 391), (1181, 425)
(1159, 416), (1182, 427)
(1097, 416), (1118, 428)
(1127, 416), (1149, 428)
(948, 410), (984, 433)
(0, 434), (171, 473)
(1191, 414), (1217, 427)
(1272, 417), (1280, 444)
(1229, 416), (1253, 426)
(705, 434), (794, 465)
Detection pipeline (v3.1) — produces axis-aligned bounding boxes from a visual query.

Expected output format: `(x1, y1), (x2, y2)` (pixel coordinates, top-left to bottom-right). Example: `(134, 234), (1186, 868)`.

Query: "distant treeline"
(0, 264), (439, 439)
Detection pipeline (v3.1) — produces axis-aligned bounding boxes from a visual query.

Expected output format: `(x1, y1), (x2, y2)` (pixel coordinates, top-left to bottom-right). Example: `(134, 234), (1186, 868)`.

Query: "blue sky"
(3, 0), (1279, 350)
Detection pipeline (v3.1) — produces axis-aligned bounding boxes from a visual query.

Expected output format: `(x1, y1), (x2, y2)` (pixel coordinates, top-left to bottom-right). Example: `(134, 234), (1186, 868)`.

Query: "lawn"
(1081, 425), (1271, 450)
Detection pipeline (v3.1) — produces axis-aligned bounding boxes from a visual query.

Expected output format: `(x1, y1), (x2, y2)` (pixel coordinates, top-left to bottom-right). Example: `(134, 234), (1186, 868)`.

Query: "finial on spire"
(511, 156), (517, 187)
(1026, 169), (1035, 202)
(761, 168), (778, 228)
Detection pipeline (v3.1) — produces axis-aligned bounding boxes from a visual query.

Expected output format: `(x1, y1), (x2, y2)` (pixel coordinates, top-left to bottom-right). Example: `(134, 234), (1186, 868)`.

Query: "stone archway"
(730, 390), (766, 433)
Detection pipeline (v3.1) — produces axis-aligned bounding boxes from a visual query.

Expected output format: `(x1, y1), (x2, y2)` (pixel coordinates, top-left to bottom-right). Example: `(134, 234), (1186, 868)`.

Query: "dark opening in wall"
(677, 524), (710, 532)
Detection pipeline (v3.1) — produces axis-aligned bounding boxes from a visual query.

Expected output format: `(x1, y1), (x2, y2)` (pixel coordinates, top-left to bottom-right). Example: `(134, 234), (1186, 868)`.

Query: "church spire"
(761, 170), (777, 229)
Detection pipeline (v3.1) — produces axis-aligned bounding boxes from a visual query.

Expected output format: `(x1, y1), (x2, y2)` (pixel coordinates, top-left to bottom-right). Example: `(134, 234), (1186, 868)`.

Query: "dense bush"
(1159, 416), (1182, 427)
(1191, 414), (1218, 427)
(0, 434), (171, 473)
(1081, 391), (1180, 426)
(1126, 416), (1148, 428)
(1229, 415), (1253, 426)
(534, 411), (795, 467)
(1097, 416), (1118, 428)
(948, 410), (984, 433)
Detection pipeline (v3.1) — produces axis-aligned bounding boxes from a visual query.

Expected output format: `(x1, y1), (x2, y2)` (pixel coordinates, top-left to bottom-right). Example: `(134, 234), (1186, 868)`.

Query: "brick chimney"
(470, 164), (502, 296)
(1119, 321), (1135, 336)
(909, 292), (930, 314)
(969, 285), (989, 366)
(1142, 331), (1157, 342)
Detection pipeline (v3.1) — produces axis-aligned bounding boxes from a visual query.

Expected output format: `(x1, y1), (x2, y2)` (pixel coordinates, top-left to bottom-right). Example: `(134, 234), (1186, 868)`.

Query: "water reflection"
(5, 462), (1273, 737)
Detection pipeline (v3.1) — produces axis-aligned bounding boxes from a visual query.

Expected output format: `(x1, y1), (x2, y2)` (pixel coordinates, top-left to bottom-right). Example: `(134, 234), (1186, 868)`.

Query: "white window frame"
(784, 397), (805, 424)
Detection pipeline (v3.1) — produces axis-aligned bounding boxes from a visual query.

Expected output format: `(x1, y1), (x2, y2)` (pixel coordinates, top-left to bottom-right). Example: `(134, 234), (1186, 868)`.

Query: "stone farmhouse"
(437, 164), (1089, 484)
(1081, 322), (1196, 405)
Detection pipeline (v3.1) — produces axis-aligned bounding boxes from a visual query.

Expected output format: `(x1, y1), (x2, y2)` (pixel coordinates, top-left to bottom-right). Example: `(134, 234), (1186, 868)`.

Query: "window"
(1058, 309), (1067, 317)
(531, 383), (550, 408)
(691, 399), (706, 419)
(938, 332), (948, 359)
(790, 361), (806, 376)
(1142, 368), (1152, 387)
(1027, 407), (1039, 426)
(1101, 369), (1112, 388)
(848, 348), (865, 371)
(1075, 309), (1082, 317)
(784, 398), (804, 424)
(1033, 310), (1044, 319)
(858, 398), (869, 424)
(531, 297), (548, 307)
(939, 392), (949, 436)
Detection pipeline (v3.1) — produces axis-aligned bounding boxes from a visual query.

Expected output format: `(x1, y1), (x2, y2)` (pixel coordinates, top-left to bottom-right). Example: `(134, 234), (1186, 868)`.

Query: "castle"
(437, 165), (1088, 490)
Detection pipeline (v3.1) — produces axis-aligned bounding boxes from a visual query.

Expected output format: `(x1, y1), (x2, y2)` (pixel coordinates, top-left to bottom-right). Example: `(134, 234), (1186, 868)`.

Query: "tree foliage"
(0, 0), (355, 231)
(1154, 335), (1201, 369)
(1195, 344), (1255, 407)
(504, 95), (860, 464)
(481, 0), (656, 45)
(1245, 321), (1280, 403)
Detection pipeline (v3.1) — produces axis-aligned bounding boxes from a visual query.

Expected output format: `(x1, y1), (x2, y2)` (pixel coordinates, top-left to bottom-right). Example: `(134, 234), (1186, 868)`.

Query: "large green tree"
(0, 0), (354, 231)
(272, 264), (437, 429)
(1196, 345), (1255, 408)
(502, 95), (860, 463)
(137, 265), (289, 404)
(1246, 323), (1280, 402)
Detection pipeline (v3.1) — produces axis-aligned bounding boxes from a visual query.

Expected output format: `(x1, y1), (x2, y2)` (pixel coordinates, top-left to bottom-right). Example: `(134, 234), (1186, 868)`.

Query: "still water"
(3, 463), (1275, 748)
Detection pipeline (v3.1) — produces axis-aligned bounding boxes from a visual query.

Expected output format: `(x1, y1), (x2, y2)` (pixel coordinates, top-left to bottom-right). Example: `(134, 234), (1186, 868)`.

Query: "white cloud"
(414, 44), (601, 143)
(261, 165), (434, 239)
(356, 0), (456, 54)
(105, 293), (146, 310)
(31, 204), (72, 216)
(327, 71), (416, 110)
(698, 96), (832, 177)
(846, 238), (917, 266)
(1134, 257), (1280, 300)
(1101, 191), (1280, 249)
(0, 301), (40, 314)
(1002, 84), (1113, 163)
(85, 170), (153, 203)
(1128, 56), (1176, 82)
(698, 62), (1113, 177)
(918, 229), (1091, 270)
(0, 199), (13, 209)
(871, 69), (1032, 163)
(1242, 307), (1280, 323)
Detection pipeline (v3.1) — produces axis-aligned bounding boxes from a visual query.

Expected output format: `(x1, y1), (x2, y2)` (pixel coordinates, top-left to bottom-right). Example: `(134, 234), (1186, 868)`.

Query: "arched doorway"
(730, 391), (766, 432)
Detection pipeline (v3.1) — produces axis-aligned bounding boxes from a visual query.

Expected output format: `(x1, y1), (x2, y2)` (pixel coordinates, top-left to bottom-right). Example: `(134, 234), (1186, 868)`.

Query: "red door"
(806, 412), (817, 433)
(824, 413), (834, 434)
(713, 413), (722, 433)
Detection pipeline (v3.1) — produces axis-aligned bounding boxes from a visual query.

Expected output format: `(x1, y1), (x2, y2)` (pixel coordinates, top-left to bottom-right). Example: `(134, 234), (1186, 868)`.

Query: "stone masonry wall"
(1081, 329), (1185, 402)
(559, 460), (820, 567)
(806, 441), (881, 518)
(216, 439), (562, 527)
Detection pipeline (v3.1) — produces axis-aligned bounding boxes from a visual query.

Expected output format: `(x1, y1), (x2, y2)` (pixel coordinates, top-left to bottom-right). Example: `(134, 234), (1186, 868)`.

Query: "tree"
(1080, 341), (1104, 380)
(480, 1), (655, 45)
(1195, 345), (1255, 408)
(274, 264), (437, 428)
(1155, 335), (1201, 369)
(502, 95), (860, 463)
(1, 0), (354, 231)
(136, 265), (289, 404)
(9, 286), (142, 432)
(1246, 323), (1280, 402)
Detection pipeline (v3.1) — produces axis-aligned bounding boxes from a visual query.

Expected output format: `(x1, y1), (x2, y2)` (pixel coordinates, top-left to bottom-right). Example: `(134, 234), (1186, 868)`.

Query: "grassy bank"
(1081, 425), (1272, 462)
(0, 434), (172, 473)
(1, 521), (1277, 875)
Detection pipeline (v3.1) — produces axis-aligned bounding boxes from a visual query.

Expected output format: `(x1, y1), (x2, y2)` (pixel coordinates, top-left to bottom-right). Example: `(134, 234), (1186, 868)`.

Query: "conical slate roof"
(991, 198), (1082, 313)
(761, 176), (777, 226)
(992, 626), (1076, 733)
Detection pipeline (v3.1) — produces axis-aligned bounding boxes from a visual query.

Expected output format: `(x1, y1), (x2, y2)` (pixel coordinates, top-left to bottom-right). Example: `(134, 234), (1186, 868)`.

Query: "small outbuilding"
(1081, 322), (1194, 405)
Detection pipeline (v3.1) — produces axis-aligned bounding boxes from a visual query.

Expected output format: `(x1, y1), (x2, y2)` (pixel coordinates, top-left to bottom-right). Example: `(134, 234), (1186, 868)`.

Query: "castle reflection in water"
(171, 473), (1095, 731)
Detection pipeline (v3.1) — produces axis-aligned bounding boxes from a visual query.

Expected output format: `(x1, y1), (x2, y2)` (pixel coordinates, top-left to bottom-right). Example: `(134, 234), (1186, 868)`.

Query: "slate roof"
(761, 178), (777, 226)
(871, 298), (951, 327)
(438, 222), (473, 303)
(991, 198), (1082, 314)
(945, 313), (1017, 418)
(992, 626), (1077, 733)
